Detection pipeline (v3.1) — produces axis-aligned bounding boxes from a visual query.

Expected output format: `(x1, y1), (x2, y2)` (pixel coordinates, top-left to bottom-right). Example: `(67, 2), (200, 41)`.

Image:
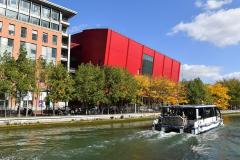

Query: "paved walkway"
(221, 110), (240, 115)
(0, 113), (160, 126)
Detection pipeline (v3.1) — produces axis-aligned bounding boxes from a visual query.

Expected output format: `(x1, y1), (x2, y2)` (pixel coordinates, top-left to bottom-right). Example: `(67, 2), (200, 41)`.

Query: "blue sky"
(51, 0), (240, 82)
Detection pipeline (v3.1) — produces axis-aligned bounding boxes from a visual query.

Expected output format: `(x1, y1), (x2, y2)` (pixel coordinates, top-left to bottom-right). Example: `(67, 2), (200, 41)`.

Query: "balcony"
(62, 43), (68, 49)
(61, 54), (68, 62)
(61, 19), (70, 26)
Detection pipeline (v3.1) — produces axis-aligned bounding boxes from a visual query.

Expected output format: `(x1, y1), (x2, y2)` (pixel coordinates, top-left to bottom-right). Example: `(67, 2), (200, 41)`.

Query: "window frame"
(142, 54), (154, 75)
(19, 0), (30, 13)
(32, 30), (37, 41)
(31, 3), (40, 16)
(20, 27), (27, 38)
(0, 21), (2, 32)
(8, 24), (15, 35)
(52, 35), (57, 45)
(42, 32), (48, 43)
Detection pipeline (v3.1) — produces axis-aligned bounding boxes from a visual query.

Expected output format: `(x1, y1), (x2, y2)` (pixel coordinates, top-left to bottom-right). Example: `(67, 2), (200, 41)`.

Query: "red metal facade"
(71, 29), (181, 82)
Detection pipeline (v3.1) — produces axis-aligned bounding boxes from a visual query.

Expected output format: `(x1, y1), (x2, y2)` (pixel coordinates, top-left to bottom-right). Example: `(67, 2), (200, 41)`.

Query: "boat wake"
(122, 130), (179, 142)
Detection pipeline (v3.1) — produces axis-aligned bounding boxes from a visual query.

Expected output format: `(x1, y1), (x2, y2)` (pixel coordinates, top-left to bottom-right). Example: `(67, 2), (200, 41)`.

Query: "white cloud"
(181, 64), (221, 81)
(195, 0), (233, 10)
(220, 72), (240, 79)
(171, 8), (240, 47)
(181, 64), (240, 82)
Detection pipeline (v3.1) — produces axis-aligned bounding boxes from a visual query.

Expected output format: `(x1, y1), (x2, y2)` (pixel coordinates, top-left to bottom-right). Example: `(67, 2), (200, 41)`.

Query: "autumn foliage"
(135, 75), (187, 106)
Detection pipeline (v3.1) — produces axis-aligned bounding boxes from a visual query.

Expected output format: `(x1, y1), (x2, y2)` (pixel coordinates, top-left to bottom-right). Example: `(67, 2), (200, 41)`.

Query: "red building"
(71, 29), (181, 82)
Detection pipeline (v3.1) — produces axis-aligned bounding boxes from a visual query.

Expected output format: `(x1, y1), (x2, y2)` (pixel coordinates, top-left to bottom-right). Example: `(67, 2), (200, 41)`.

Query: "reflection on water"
(0, 115), (239, 160)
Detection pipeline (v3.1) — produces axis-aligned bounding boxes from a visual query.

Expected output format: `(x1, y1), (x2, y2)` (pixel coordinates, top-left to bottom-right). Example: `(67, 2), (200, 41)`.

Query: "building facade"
(0, 0), (76, 110)
(71, 29), (181, 82)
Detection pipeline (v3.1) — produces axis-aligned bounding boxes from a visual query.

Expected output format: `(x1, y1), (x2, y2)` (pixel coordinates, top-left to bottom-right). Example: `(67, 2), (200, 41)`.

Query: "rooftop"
(35, 0), (77, 18)
(164, 105), (217, 109)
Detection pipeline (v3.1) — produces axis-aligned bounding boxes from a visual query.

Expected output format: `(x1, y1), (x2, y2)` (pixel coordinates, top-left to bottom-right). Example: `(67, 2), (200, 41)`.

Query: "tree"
(182, 78), (210, 105)
(218, 79), (240, 107)
(15, 48), (36, 117)
(207, 83), (230, 110)
(74, 63), (105, 114)
(104, 67), (137, 111)
(35, 58), (48, 115)
(135, 75), (150, 105)
(46, 63), (74, 115)
(0, 52), (18, 115)
(149, 78), (187, 105)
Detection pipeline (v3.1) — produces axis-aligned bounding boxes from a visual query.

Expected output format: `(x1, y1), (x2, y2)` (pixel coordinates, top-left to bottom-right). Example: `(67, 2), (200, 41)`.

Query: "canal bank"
(0, 110), (239, 128)
(221, 110), (240, 115)
(0, 113), (159, 128)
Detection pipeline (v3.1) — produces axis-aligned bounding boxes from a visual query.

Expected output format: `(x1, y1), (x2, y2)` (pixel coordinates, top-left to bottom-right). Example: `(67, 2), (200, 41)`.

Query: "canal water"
(0, 115), (239, 160)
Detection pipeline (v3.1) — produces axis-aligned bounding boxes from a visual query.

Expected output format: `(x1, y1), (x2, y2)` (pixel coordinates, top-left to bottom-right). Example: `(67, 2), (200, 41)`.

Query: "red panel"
(71, 29), (108, 66)
(153, 52), (164, 78)
(171, 60), (181, 82)
(126, 40), (143, 75)
(106, 31), (129, 68)
(163, 56), (173, 79)
(143, 46), (154, 57)
(71, 28), (181, 82)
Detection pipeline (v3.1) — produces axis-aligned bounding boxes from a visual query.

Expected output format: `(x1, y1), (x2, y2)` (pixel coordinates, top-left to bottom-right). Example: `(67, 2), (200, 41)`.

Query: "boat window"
(204, 107), (214, 118)
(216, 108), (221, 117)
(212, 107), (217, 117)
(183, 108), (196, 120)
(198, 108), (204, 119)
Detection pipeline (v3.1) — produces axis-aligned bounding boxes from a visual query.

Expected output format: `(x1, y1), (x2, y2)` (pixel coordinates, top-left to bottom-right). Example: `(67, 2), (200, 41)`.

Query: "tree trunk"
(4, 96), (6, 118)
(18, 97), (22, 117)
(9, 97), (12, 117)
(25, 93), (29, 117)
(35, 93), (39, 117)
(53, 103), (55, 116)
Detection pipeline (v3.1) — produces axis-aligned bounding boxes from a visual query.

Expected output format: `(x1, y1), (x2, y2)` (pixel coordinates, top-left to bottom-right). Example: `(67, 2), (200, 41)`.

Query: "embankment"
(0, 113), (160, 128)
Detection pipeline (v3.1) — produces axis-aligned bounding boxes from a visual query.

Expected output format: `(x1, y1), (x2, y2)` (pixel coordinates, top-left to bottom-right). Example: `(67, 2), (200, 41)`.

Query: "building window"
(42, 46), (56, 64)
(0, 0), (6, 5)
(42, 33), (48, 43)
(41, 20), (49, 28)
(0, 22), (2, 32)
(20, 41), (36, 60)
(31, 3), (40, 16)
(30, 17), (39, 25)
(42, 7), (50, 19)
(32, 30), (37, 41)
(8, 24), (15, 35)
(0, 8), (5, 16)
(142, 54), (153, 75)
(51, 23), (59, 31)
(0, 37), (14, 56)
(51, 10), (59, 21)
(52, 48), (56, 58)
(7, 0), (18, 9)
(21, 27), (27, 38)
(7, 38), (13, 47)
(52, 35), (57, 45)
(6, 10), (18, 19)
(19, 0), (30, 13)
(19, 13), (29, 22)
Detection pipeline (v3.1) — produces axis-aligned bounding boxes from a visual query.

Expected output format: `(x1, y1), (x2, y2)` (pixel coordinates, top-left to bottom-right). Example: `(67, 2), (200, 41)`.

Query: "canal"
(0, 114), (239, 160)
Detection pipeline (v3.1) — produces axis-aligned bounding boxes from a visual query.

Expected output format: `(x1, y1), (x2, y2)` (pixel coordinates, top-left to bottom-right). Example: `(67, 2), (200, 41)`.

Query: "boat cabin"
(153, 105), (223, 134)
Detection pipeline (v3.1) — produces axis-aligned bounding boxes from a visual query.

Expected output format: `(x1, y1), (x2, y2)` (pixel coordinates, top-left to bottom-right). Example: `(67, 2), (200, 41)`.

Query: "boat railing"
(162, 116), (187, 127)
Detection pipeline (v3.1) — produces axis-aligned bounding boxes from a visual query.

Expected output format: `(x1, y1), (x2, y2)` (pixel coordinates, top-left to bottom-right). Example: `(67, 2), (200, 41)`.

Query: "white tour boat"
(153, 105), (223, 134)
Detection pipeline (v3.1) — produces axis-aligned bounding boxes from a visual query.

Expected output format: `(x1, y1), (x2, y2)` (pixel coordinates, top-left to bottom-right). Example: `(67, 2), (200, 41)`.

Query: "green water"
(0, 115), (239, 160)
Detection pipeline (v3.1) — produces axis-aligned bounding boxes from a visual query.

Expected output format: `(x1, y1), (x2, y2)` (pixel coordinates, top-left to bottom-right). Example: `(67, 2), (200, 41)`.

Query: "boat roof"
(163, 105), (217, 109)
